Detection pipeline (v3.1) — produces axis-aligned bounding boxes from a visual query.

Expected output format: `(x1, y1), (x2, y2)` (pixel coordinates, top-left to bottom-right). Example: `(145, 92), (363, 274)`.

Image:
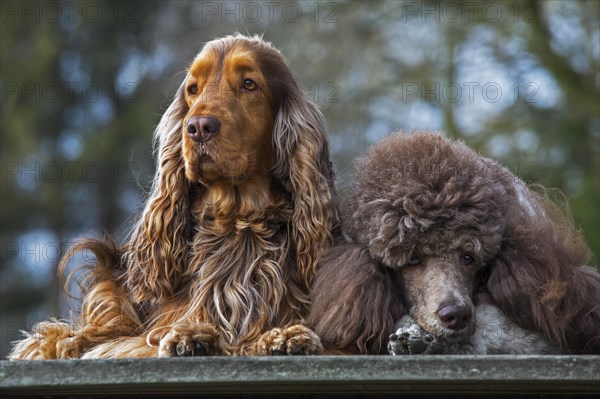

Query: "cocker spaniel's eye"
(407, 255), (421, 266)
(242, 79), (257, 91)
(188, 84), (198, 95)
(460, 254), (475, 265)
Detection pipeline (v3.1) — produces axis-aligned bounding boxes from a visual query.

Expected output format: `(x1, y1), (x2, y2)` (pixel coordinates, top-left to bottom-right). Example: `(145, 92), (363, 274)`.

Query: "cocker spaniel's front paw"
(254, 325), (323, 356)
(158, 322), (224, 357)
(388, 316), (444, 355)
(11, 320), (90, 359)
(56, 334), (89, 359)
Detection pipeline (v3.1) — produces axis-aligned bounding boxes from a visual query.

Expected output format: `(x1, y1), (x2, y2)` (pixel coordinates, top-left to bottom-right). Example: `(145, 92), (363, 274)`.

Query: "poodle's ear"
(272, 90), (340, 290)
(126, 82), (191, 303)
(307, 244), (405, 354)
(486, 188), (599, 353)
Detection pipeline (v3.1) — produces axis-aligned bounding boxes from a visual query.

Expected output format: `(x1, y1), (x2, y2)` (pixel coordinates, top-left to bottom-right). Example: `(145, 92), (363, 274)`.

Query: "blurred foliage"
(1, 0), (598, 358)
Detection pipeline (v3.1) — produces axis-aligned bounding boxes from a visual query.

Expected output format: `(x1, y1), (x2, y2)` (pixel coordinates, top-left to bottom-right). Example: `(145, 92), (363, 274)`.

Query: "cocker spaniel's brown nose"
(438, 303), (472, 330)
(187, 116), (221, 142)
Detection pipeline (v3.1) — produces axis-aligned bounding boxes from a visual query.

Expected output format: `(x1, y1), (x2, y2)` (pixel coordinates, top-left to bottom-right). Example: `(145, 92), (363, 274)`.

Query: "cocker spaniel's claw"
(388, 319), (444, 355)
(254, 325), (323, 356)
(175, 339), (208, 357)
(158, 323), (223, 357)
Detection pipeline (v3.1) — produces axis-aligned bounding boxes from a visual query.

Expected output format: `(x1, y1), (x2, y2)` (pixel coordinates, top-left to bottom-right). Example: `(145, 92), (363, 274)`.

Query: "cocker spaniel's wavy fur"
(308, 131), (600, 355)
(10, 34), (339, 359)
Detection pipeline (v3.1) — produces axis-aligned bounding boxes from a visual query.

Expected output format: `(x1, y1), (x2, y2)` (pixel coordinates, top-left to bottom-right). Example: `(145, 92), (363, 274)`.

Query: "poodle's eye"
(188, 84), (198, 95)
(407, 255), (421, 266)
(460, 254), (475, 265)
(242, 78), (257, 91)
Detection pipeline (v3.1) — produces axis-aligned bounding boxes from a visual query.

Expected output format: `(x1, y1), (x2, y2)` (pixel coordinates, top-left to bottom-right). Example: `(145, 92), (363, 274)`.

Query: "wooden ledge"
(1, 355), (599, 398)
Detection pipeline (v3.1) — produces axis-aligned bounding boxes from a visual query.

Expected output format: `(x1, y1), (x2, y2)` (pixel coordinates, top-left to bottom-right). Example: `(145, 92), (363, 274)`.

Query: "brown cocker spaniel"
(10, 34), (339, 359)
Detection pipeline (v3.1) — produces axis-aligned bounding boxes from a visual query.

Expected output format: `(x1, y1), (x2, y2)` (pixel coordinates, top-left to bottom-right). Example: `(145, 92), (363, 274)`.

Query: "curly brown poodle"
(308, 131), (600, 355)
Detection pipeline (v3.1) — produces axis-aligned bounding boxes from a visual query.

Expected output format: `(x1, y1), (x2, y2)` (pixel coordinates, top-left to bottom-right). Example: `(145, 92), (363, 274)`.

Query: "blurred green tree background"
(1, 0), (598, 358)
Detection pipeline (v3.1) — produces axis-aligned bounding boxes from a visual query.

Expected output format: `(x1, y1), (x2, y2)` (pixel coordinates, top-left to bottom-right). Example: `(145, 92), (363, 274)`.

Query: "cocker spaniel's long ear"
(486, 187), (600, 354)
(272, 89), (340, 290)
(125, 82), (191, 304)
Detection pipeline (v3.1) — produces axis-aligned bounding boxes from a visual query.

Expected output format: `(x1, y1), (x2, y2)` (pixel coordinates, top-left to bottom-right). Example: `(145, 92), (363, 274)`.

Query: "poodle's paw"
(254, 325), (323, 356)
(158, 322), (223, 357)
(388, 317), (444, 355)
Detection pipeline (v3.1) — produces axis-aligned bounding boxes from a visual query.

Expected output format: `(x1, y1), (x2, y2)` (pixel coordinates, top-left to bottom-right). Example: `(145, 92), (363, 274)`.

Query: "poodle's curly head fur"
(345, 131), (508, 270)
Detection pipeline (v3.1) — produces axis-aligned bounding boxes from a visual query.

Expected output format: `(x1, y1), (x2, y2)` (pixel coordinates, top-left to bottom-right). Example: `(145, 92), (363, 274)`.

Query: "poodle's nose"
(187, 116), (221, 142)
(437, 303), (472, 330)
